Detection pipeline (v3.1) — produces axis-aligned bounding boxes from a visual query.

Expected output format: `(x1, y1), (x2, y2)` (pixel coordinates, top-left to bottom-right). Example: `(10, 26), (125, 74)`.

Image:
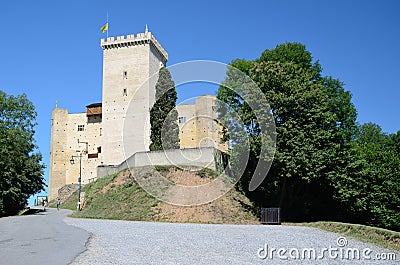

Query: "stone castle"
(48, 30), (225, 200)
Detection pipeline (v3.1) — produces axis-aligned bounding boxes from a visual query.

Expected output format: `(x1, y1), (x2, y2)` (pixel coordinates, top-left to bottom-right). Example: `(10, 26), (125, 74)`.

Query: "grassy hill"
(62, 166), (259, 224)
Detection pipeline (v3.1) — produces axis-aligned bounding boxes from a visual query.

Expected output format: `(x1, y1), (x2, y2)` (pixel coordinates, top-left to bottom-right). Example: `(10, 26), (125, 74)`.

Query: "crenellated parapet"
(100, 32), (168, 62)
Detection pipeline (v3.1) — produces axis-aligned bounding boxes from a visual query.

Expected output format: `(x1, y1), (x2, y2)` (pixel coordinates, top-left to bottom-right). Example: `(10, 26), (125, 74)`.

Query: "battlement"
(100, 31), (168, 61)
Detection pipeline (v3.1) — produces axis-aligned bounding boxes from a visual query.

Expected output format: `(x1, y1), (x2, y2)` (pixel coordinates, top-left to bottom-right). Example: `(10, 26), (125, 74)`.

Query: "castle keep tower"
(100, 32), (168, 165)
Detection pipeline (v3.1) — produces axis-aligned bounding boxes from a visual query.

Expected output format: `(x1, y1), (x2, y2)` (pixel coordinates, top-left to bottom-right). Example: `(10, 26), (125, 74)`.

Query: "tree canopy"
(0, 91), (45, 216)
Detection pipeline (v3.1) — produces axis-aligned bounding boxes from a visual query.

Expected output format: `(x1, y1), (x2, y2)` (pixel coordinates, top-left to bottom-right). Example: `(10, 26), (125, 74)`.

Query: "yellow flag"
(100, 23), (108, 33)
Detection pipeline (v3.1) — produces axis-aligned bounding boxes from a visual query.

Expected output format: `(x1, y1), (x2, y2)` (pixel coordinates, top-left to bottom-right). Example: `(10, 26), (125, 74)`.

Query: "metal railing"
(261, 207), (281, 224)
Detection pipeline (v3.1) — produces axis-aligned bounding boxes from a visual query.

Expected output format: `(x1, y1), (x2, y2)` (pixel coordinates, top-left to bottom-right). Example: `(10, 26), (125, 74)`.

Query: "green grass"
(297, 221), (400, 252)
(196, 168), (219, 179)
(59, 186), (89, 211)
(154, 165), (176, 176)
(68, 172), (159, 221)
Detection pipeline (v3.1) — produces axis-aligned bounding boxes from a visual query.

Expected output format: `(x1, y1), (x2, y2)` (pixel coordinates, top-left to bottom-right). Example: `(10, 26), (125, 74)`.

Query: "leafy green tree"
(218, 42), (359, 221)
(388, 130), (400, 153)
(250, 61), (342, 220)
(149, 67), (180, 151)
(259, 42), (322, 80)
(348, 123), (400, 231)
(0, 91), (45, 216)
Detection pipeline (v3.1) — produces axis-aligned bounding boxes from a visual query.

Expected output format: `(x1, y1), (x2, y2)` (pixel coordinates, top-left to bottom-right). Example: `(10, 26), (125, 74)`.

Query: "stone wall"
(97, 147), (217, 179)
(49, 108), (68, 201)
(49, 108), (102, 201)
(57, 183), (80, 203)
(176, 95), (228, 151)
(65, 112), (102, 185)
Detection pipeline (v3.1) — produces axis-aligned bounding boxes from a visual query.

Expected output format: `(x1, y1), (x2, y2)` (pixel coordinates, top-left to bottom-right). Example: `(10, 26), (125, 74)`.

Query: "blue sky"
(1, 0), (399, 200)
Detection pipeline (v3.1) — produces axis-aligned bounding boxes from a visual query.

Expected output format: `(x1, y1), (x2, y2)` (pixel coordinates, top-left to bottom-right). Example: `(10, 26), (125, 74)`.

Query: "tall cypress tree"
(149, 67), (180, 150)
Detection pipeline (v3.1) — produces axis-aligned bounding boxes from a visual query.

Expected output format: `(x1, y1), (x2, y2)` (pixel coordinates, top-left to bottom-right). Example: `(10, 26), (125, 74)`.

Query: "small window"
(99, 128), (102, 136)
(97, 146), (102, 153)
(178, 117), (186, 124)
(88, 153), (98, 159)
(123, 71), (128, 79)
(123, 88), (127, 96)
(78, 125), (85, 131)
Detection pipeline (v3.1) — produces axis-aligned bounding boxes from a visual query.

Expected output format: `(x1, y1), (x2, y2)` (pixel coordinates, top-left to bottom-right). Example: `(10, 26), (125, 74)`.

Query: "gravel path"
(64, 218), (398, 265)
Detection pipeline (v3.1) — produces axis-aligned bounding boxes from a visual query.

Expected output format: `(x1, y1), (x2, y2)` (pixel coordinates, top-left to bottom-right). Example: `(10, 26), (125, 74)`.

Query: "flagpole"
(106, 12), (109, 38)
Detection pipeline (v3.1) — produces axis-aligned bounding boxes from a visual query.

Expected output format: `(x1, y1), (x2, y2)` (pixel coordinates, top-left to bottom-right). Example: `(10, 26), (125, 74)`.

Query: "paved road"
(65, 218), (399, 265)
(1, 209), (398, 264)
(0, 207), (89, 265)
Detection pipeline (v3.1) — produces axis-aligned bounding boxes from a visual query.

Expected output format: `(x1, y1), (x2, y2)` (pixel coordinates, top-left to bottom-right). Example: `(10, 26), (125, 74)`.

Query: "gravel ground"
(64, 218), (398, 265)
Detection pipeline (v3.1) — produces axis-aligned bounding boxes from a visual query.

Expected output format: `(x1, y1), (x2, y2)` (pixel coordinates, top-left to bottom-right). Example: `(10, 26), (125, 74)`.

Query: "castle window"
(178, 117), (186, 124)
(123, 71), (128, 79)
(97, 146), (102, 153)
(123, 88), (127, 96)
(78, 125), (85, 131)
(88, 153), (98, 159)
(99, 128), (102, 136)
